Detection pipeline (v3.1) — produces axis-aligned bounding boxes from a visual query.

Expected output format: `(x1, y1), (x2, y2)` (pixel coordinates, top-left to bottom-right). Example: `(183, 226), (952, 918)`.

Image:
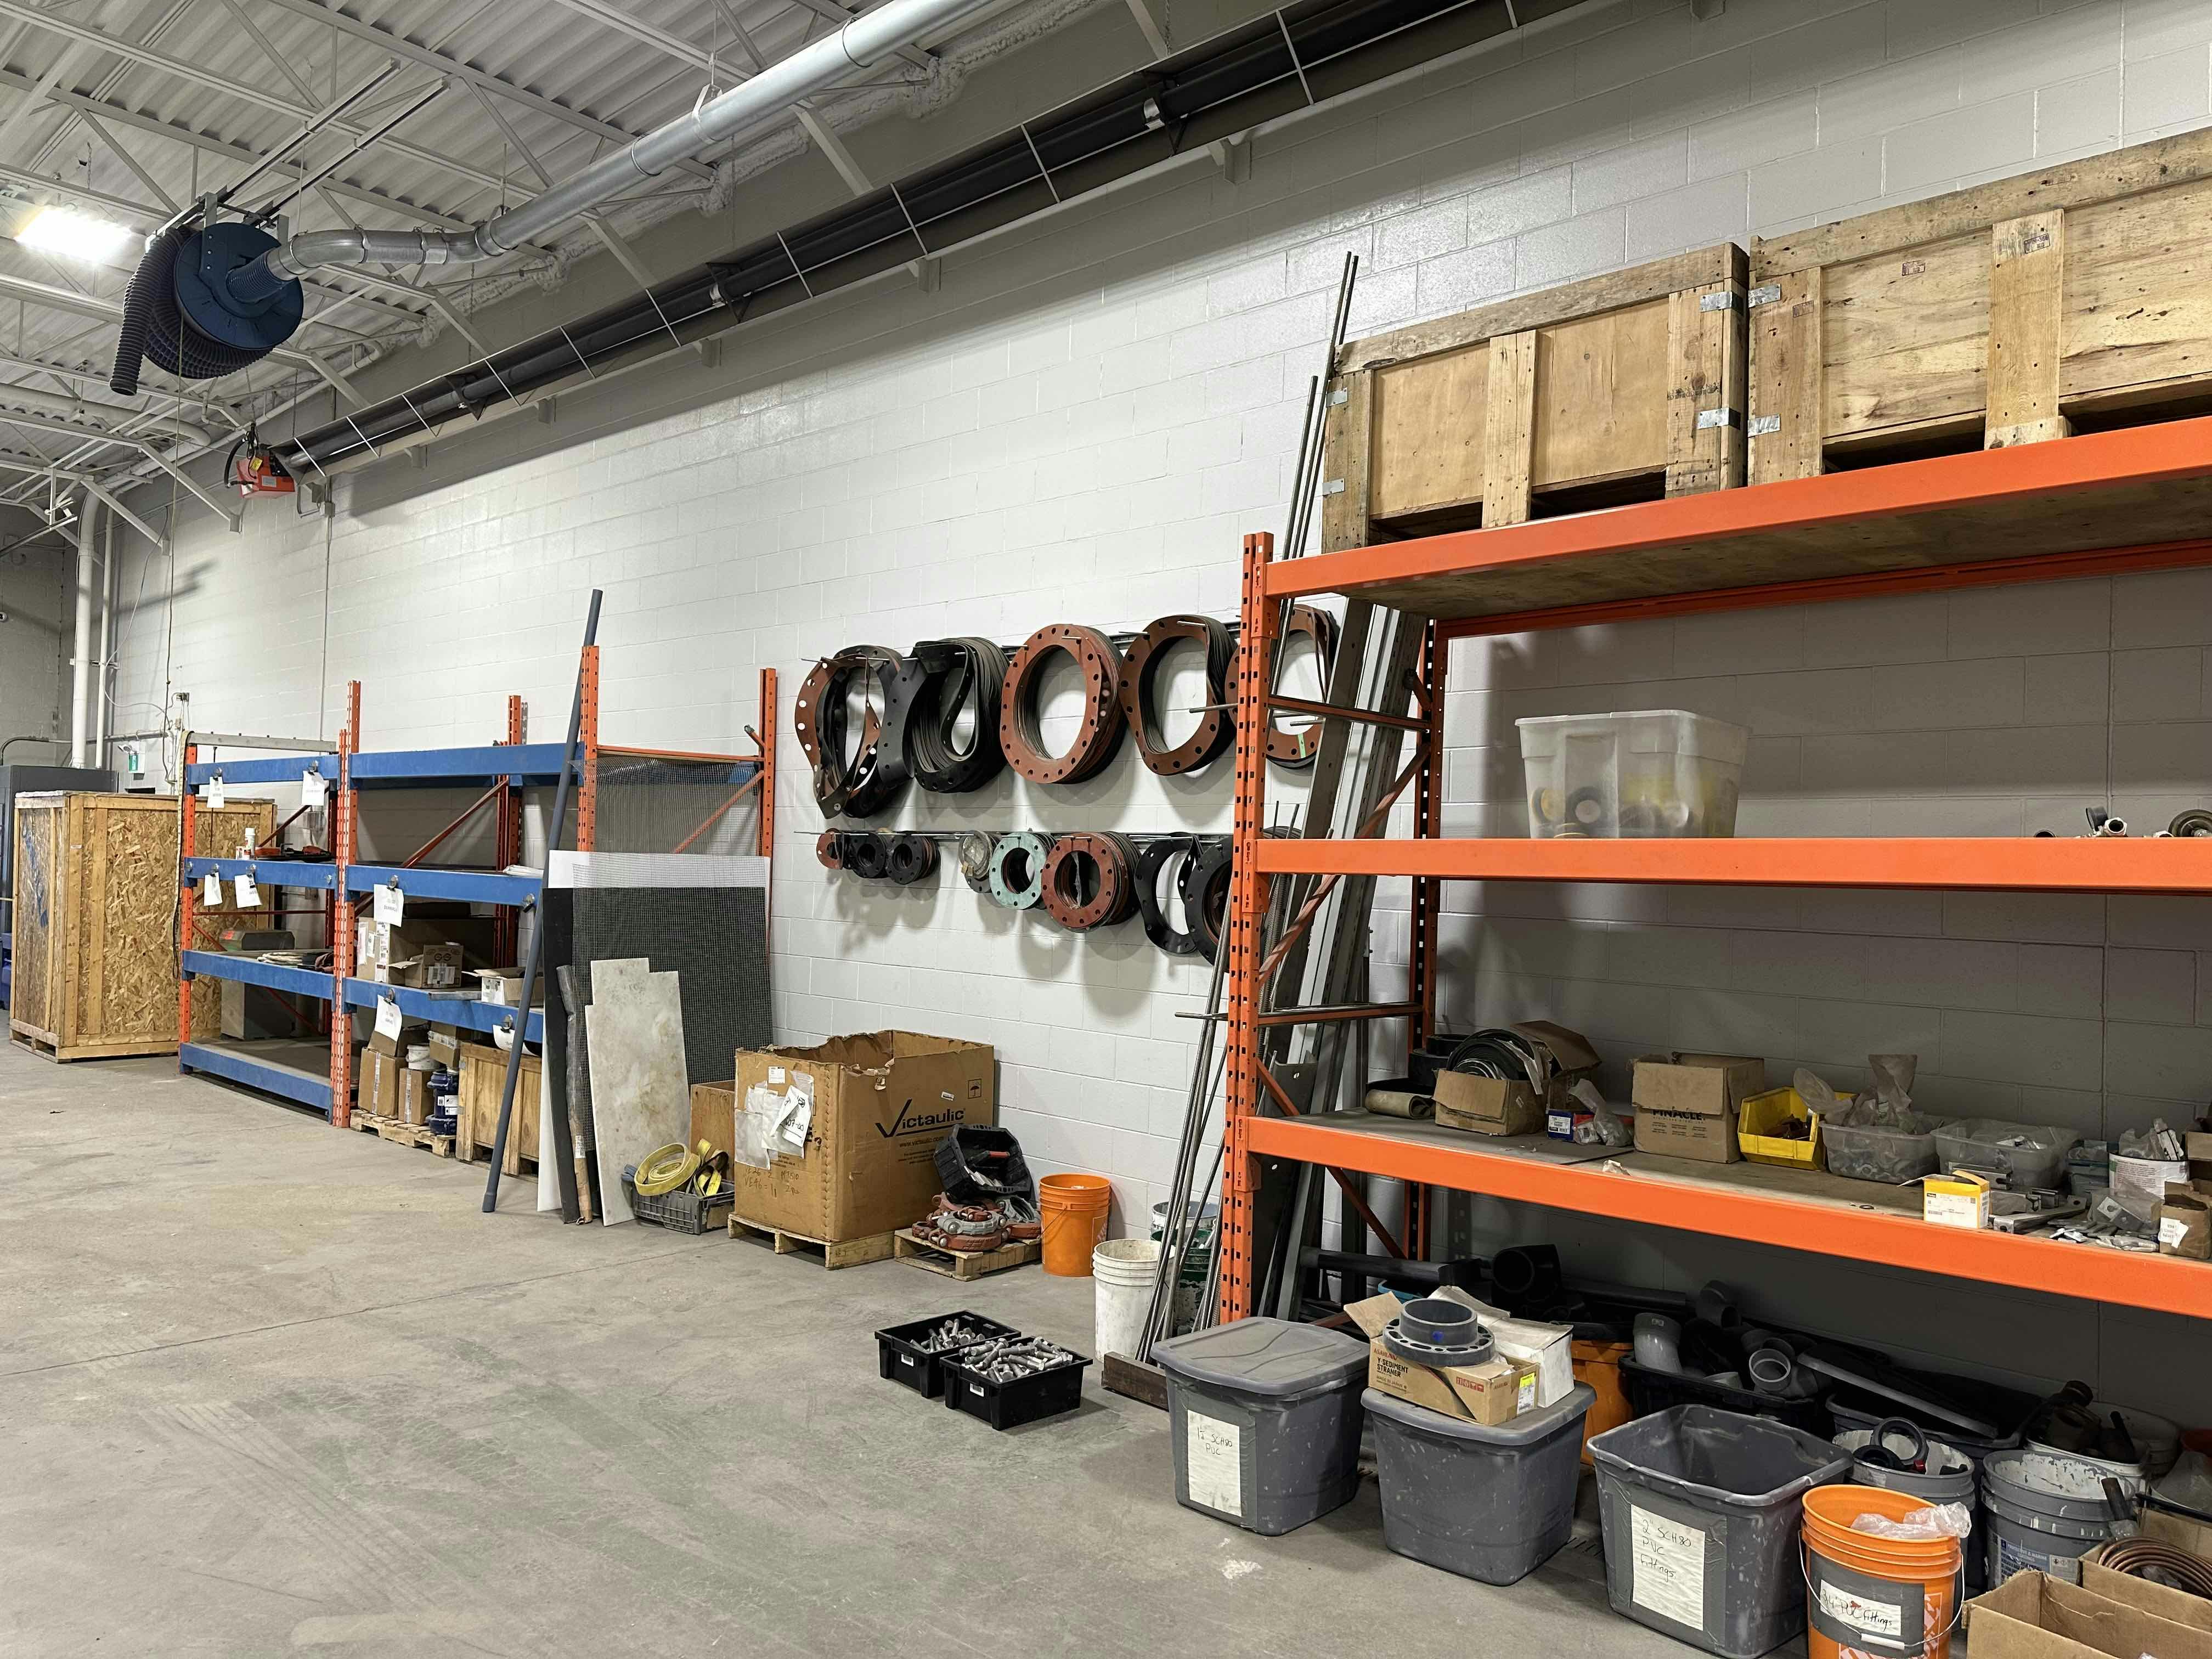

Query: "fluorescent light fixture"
(19, 206), (136, 264)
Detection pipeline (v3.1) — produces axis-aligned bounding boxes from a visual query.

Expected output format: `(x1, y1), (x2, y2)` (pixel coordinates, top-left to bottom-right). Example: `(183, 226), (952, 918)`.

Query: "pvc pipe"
(67, 495), (96, 766)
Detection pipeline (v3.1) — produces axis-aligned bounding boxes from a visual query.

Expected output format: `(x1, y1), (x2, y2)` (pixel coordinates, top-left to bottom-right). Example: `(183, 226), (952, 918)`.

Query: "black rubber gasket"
(1136, 835), (1205, 956)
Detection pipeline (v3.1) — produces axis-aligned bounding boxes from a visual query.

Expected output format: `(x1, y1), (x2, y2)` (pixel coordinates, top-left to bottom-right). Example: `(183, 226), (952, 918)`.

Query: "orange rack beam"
(1256, 836), (2212, 893)
(1243, 1115), (2212, 1320)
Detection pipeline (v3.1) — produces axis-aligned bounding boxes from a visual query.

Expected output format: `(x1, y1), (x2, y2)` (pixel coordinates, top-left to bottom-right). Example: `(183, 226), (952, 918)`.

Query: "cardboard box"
(1966, 1569), (2212, 1659)
(1453, 1293), (1575, 1407)
(2145, 1505), (2212, 1565)
(398, 1066), (431, 1127)
(426, 1026), (461, 1070)
(1923, 1168), (1994, 1229)
(2188, 1130), (2212, 1183)
(2081, 1561), (2212, 1636)
(386, 942), (464, 990)
(365, 1013), (427, 1059)
(1433, 1070), (1542, 1137)
(472, 968), (538, 1007)
(727, 1032), (994, 1242)
(1633, 1052), (1763, 1163)
(1510, 1020), (1601, 1097)
(2159, 1180), (2212, 1259)
(357, 1047), (400, 1118)
(1346, 1293), (1536, 1425)
(691, 1080), (735, 1161)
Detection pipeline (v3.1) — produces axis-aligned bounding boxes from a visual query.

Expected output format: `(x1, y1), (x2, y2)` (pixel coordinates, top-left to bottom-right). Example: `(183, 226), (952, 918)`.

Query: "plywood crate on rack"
(1751, 130), (2212, 480)
(9, 791), (275, 1060)
(1320, 245), (1748, 550)
(454, 1041), (540, 1173)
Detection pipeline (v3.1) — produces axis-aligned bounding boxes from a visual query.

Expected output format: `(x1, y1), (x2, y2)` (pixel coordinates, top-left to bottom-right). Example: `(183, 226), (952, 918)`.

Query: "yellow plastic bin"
(1738, 1086), (1822, 1170)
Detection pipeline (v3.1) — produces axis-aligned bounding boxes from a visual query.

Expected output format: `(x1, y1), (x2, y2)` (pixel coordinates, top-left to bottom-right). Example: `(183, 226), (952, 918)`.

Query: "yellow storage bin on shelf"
(1737, 1086), (1823, 1170)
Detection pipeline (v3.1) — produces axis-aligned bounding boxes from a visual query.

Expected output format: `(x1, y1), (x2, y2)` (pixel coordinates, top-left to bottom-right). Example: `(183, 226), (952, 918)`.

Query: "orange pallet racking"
(1221, 414), (2212, 1324)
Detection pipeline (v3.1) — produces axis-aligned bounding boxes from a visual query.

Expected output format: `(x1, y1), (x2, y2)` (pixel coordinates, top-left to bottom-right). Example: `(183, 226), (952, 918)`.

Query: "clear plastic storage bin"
(1515, 710), (1750, 839)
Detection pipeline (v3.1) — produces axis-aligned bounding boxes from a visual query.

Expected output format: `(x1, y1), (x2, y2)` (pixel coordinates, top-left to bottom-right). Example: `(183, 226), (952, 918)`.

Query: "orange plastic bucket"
(1038, 1173), (1113, 1276)
(1801, 1485), (1963, 1659)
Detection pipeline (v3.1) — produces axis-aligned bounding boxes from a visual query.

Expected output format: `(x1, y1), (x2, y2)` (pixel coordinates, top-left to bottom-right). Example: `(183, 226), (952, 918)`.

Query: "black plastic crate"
(940, 1342), (1091, 1430)
(874, 1311), (1021, 1398)
(620, 1176), (735, 1235)
(1618, 1356), (1831, 1436)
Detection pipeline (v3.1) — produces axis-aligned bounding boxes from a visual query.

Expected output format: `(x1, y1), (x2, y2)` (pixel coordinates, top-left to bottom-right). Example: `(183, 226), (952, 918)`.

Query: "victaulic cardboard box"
(1632, 1052), (1763, 1163)
(727, 1032), (995, 1242)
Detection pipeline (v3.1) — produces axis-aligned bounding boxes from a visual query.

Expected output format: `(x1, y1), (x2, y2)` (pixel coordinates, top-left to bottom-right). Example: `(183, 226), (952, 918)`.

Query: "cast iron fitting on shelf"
(843, 831), (891, 879)
(794, 646), (920, 818)
(1265, 604), (1341, 769)
(1136, 834), (1207, 956)
(906, 637), (1009, 793)
(1040, 830), (1141, 930)
(1119, 613), (1237, 775)
(1179, 835), (1235, 961)
(998, 624), (1127, 785)
(887, 832), (940, 885)
(956, 830), (998, 892)
(986, 830), (1050, 909)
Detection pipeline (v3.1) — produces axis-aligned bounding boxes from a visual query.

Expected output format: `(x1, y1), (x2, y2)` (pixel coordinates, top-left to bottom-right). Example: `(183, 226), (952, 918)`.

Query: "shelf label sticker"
(374, 997), (403, 1042)
(206, 774), (224, 810)
(2161, 1215), (2190, 1248)
(234, 873), (261, 909)
(1629, 1506), (1707, 1632)
(201, 872), (222, 908)
(301, 768), (327, 809)
(373, 882), (404, 927)
(1184, 1413), (1243, 1518)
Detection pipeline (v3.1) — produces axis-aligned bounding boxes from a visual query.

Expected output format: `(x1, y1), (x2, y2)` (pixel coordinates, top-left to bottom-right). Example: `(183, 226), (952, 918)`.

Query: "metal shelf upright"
(1221, 415), (2212, 1325)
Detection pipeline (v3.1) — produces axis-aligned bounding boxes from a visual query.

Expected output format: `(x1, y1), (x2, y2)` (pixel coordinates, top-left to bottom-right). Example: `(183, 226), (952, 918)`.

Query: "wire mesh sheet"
(592, 751), (763, 859)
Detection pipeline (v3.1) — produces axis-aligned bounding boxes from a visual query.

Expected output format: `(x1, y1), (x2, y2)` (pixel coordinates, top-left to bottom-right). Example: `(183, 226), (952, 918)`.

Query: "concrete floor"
(0, 1042), (1695, 1658)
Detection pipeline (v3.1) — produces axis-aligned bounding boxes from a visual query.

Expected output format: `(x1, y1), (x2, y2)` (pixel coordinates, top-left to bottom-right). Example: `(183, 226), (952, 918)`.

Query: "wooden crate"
(9, 791), (274, 1061)
(1321, 245), (1747, 549)
(1751, 130), (2212, 481)
(453, 1041), (540, 1174)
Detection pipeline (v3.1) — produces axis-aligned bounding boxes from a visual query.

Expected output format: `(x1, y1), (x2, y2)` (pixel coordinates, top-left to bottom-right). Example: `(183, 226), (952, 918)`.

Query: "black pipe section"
(273, 0), (1584, 474)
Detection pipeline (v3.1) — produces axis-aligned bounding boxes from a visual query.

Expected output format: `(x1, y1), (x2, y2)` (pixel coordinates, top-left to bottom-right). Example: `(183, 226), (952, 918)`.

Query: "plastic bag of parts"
(1815, 1054), (1923, 1130)
(736, 1084), (781, 1170)
(2117, 1119), (2186, 1161)
(1568, 1079), (1633, 1147)
(1851, 1502), (1974, 1541)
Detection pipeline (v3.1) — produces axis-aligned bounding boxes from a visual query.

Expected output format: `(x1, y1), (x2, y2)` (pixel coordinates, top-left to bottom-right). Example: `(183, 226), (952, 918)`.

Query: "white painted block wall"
(114, 0), (2212, 1412)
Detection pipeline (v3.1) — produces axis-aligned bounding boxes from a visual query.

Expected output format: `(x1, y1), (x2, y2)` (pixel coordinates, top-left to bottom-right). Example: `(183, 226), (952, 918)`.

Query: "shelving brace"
(179, 661), (778, 1129)
(1220, 414), (2212, 1325)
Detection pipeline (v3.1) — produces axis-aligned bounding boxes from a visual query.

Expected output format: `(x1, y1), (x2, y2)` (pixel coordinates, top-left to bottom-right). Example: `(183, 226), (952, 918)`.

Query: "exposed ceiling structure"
(0, 0), (1033, 522)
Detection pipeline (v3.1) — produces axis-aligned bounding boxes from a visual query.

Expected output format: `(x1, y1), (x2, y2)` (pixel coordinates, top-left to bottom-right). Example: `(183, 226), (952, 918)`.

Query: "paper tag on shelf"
(301, 768), (326, 808)
(201, 872), (222, 908)
(374, 997), (402, 1041)
(234, 873), (261, 909)
(373, 882), (404, 927)
(206, 775), (225, 810)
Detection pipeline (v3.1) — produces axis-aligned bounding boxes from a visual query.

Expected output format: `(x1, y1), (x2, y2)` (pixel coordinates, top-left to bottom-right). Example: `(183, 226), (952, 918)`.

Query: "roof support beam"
(79, 112), (177, 210)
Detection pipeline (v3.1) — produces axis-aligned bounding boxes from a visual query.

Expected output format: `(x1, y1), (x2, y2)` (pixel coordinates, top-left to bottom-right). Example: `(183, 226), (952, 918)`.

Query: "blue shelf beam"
(181, 949), (333, 1000)
(342, 863), (541, 906)
(179, 1042), (334, 1114)
(185, 754), (338, 786)
(182, 856), (338, 890)
(349, 744), (572, 787)
(342, 978), (543, 1043)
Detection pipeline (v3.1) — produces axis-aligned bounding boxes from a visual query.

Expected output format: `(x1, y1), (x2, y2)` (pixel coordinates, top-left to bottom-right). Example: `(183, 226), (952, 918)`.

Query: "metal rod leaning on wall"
(482, 589), (602, 1217)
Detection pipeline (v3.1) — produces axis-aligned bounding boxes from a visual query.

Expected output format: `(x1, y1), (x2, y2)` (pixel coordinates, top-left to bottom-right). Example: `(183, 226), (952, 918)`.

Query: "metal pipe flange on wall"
(998, 624), (1127, 786)
(1118, 613), (1237, 776)
(816, 830), (848, 870)
(1135, 834), (1207, 956)
(906, 637), (1009, 794)
(956, 830), (998, 892)
(1040, 831), (1141, 930)
(987, 830), (1051, 909)
(844, 831), (891, 879)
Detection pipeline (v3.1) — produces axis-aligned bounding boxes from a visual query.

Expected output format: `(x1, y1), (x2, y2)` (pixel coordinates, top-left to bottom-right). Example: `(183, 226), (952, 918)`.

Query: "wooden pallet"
(1323, 244), (1746, 547)
(727, 1214), (893, 1269)
(1751, 128), (2212, 480)
(345, 1109), (454, 1159)
(892, 1227), (1041, 1280)
(8, 1028), (178, 1062)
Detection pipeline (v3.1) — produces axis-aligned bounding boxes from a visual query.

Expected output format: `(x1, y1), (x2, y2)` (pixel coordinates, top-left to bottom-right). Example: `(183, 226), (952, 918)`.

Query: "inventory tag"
(206, 775), (224, 809)
(301, 768), (326, 808)
(234, 873), (261, 909)
(201, 872), (222, 907)
(373, 882), (404, 926)
(374, 997), (402, 1041)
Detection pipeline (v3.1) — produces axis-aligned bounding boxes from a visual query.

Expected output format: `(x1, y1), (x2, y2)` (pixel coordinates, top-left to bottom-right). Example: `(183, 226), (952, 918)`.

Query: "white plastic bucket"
(1092, 1238), (1161, 1361)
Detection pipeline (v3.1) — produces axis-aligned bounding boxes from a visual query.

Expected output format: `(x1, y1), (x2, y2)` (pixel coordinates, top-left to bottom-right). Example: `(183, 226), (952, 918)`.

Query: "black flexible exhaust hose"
(108, 225), (179, 396)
